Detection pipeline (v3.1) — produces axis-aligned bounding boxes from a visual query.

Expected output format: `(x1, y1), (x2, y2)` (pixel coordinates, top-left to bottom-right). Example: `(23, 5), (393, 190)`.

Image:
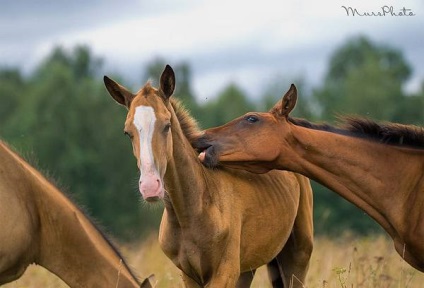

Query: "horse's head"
(194, 84), (298, 174)
(104, 65), (176, 202)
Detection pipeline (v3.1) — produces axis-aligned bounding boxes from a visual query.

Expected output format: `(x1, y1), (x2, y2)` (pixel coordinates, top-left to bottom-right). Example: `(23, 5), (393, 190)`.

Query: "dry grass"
(4, 233), (423, 288)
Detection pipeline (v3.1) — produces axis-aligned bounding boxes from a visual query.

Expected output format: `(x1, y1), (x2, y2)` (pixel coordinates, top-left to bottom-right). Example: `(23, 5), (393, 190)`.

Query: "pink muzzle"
(139, 172), (164, 202)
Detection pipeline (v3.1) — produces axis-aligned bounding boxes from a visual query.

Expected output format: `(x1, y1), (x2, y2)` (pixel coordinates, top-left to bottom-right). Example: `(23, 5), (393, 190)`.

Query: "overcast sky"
(1, 0), (423, 102)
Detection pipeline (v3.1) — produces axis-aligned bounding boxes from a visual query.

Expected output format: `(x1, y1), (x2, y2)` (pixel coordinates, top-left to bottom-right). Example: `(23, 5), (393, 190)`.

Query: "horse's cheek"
(167, 135), (173, 160)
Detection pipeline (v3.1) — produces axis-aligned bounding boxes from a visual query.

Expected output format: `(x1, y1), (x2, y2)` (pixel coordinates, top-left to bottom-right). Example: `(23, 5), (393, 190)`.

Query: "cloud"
(1, 0), (423, 100)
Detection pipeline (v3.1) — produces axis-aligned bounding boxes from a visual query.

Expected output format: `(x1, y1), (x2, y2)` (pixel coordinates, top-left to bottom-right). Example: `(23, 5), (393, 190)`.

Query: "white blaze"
(133, 106), (157, 178)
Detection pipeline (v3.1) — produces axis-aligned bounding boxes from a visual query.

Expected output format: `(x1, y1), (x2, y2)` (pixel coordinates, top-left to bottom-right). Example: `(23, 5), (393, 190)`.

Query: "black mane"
(289, 116), (424, 150)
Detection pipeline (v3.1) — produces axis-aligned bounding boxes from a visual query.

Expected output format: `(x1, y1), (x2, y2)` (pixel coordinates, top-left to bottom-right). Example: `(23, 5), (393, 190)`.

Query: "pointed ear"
(103, 76), (135, 108)
(159, 65), (175, 100)
(270, 84), (297, 118)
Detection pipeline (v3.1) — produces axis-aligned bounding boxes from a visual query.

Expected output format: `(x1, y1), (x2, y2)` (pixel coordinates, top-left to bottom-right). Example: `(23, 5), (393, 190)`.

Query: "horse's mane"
(170, 98), (202, 144)
(289, 116), (424, 149)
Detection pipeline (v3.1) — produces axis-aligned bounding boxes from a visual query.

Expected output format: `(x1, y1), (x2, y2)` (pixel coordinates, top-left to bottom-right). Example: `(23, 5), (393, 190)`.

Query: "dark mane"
(289, 116), (424, 149)
(170, 98), (202, 145)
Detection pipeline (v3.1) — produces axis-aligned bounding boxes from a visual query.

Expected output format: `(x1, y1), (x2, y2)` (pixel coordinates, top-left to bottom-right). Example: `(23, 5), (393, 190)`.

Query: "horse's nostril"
(139, 176), (161, 192)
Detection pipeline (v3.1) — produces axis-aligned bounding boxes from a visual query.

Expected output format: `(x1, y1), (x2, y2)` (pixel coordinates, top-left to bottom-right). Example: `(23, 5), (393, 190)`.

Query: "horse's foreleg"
(266, 258), (284, 288)
(236, 269), (256, 288)
(181, 269), (241, 288)
(277, 230), (312, 288)
(276, 175), (313, 288)
(181, 273), (202, 288)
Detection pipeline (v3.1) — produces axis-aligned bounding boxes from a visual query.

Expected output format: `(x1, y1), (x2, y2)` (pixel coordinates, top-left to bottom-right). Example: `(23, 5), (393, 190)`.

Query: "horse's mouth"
(196, 145), (220, 168)
(198, 145), (212, 163)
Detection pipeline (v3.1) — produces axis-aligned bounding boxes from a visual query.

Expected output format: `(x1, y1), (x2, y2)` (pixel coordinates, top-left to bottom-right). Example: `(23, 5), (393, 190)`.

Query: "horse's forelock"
(137, 82), (156, 98)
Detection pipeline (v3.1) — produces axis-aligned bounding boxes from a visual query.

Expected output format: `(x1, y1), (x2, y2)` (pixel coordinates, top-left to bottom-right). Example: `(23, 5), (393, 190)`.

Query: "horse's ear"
(103, 76), (135, 108)
(271, 84), (297, 118)
(159, 65), (175, 100)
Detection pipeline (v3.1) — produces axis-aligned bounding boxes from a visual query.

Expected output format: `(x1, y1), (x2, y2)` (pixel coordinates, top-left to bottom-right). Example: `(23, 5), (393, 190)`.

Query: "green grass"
(4, 233), (423, 287)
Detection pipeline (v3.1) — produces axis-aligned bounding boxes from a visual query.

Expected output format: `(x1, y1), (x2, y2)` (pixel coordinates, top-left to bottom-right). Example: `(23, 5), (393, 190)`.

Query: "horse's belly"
(239, 217), (295, 271)
(238, 186), (299, 270)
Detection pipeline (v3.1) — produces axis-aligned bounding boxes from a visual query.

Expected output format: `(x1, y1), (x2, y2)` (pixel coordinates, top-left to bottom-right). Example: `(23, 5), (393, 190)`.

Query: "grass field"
(4, 233), (423, 288)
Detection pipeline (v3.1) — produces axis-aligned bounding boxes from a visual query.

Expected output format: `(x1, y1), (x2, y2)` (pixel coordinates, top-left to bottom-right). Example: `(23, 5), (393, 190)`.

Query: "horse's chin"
(142, 190), (165, 203)
(144, 196), (161, 203)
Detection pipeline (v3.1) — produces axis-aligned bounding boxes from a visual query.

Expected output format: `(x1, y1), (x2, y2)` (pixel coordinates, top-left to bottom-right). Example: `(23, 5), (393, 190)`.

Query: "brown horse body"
(195, 84), (424, 272)
(104, 66), (314, 287)
(0, 141), (152, 287)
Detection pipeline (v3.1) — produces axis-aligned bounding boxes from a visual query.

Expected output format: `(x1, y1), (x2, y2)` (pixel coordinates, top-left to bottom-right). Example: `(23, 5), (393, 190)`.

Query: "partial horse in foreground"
(0, 141), (152, 287)
(104, 65), (314, 287)
(195, 84), (424, 272)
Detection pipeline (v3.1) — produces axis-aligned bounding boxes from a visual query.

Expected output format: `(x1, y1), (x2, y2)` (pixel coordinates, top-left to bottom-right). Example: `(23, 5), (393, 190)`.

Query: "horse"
(0, 141), (153, 287)
(194, 83), (424, 272)
(103, 65), (314, 287)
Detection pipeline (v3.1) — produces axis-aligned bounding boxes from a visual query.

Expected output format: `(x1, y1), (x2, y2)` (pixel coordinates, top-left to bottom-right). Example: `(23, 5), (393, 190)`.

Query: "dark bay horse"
(0, 141), (152, 287)
(194, 84), (424, 272)
(103, 65), (314, 287)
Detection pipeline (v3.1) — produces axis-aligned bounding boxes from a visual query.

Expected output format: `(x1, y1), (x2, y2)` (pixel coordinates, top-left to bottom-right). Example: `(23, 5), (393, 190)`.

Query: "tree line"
(1, 36), (423, 240)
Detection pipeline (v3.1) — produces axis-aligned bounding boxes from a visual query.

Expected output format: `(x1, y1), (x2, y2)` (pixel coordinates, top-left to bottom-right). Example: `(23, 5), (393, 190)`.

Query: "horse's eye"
(163, 123), (171, 133)
(245, 115), (259, 123)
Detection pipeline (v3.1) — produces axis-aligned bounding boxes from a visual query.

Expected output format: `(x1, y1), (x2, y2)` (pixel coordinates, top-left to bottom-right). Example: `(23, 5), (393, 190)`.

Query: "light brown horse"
(194, 84), (424, 272)
(103, 65), (314, 287)
(0, 141), (153, 287)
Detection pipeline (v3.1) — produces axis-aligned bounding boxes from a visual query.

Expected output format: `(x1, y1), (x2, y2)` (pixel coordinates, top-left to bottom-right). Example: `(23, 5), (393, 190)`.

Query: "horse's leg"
(266, 258), (284, 288)
(277, 175), (313, 288)
(236, 269), (256, 288)
(181, 273), (202, 288)
(276, 233), (309, 287)
(181, 267), (240, 288)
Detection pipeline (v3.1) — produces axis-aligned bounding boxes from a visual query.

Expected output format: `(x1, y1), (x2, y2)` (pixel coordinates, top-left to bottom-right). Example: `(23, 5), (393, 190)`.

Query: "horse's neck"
(26, 164), (139, 287)
(284, 125), (424, 236)
(163, 108), (210, 219)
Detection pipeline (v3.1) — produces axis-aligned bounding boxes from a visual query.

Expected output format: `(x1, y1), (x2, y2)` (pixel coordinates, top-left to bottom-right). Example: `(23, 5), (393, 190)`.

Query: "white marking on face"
(133, 106), (158, 177)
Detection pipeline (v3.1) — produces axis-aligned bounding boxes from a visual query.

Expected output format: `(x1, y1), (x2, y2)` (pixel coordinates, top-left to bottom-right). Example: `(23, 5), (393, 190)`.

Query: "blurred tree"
(0, 68), (24, 136)
(200, 83), (254, 128)
(393, 81), (424, 125)
(142, 57), (167, 85)
(142, 58), (201, 119)
(312, 182), (384, 236)
(314, 36), (411, 122)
